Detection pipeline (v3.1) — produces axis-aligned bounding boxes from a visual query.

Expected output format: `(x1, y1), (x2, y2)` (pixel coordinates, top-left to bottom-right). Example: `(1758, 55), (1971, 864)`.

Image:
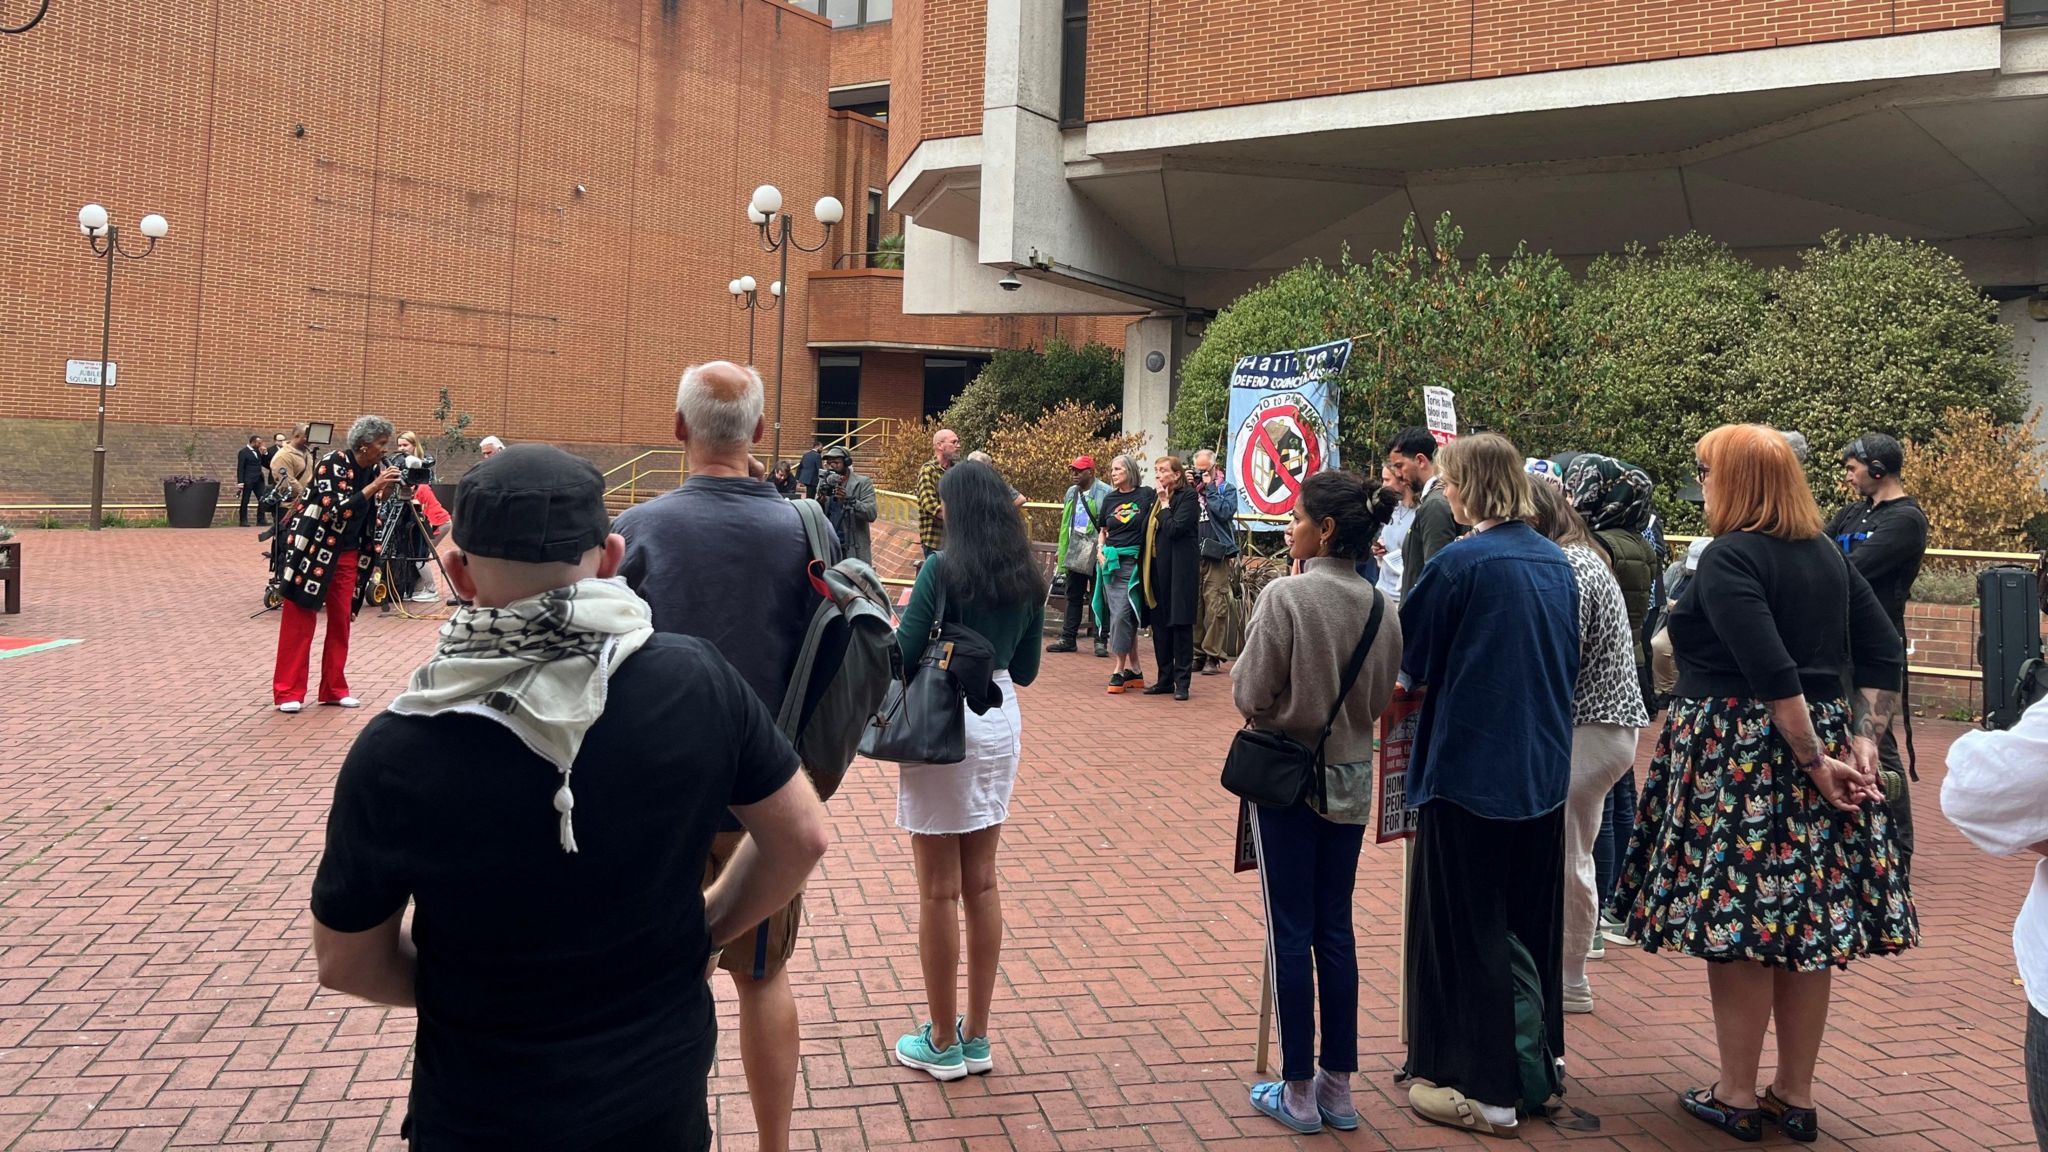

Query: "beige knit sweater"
(1231, 557), (1404, 764)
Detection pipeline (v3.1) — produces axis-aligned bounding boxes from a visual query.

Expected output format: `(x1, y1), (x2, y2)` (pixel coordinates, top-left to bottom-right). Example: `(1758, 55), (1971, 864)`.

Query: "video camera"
(397, 453), (436, 488)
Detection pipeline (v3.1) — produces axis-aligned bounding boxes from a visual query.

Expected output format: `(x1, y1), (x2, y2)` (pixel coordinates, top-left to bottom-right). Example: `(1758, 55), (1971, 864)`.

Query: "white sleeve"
(1942, 699), (2048, 857)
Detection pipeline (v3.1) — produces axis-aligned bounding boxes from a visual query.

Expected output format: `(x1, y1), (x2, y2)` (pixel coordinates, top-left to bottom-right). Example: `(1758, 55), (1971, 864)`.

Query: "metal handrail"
(601, 449), (687, 507)
(1665, 534), (2035, 565)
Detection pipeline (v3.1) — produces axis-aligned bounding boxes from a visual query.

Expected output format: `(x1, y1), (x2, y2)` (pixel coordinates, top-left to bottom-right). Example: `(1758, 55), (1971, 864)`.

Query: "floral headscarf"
(1562, 453), (1654, 533)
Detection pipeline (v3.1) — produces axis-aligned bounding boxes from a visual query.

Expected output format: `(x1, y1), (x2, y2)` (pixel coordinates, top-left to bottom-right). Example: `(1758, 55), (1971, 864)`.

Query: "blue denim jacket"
(1398, 521), (1580, 821)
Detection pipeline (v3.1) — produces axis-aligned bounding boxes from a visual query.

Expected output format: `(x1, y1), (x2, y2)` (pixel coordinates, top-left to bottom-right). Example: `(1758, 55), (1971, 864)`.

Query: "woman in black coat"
(1144, 455), (1201, 699)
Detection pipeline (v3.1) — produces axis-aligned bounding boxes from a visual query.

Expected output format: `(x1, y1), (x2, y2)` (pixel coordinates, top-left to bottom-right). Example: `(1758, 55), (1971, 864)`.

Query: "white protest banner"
(1422, 386), (1456, 445)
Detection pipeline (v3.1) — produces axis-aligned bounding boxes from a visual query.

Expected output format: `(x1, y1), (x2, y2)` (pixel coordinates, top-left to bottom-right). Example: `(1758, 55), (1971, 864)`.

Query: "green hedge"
(1169, 219), (2025, 517)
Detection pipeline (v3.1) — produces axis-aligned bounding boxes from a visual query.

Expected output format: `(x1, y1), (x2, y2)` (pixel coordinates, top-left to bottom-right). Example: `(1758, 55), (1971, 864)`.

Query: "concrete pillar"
(1123, 316), (1186, 461)
(2003, 297), (2048, 425)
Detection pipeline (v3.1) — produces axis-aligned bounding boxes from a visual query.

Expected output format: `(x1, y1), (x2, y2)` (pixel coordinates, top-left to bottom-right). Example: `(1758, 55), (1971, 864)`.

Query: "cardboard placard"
(1377, 687), (1425, 843)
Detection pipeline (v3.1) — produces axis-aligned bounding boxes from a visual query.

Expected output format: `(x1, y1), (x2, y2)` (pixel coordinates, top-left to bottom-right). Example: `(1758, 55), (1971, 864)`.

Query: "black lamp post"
(727, 274), (780, 367)
(76, 202), (168, 531)
(2, 0), (51, 34)
(748, 184), (841, 464)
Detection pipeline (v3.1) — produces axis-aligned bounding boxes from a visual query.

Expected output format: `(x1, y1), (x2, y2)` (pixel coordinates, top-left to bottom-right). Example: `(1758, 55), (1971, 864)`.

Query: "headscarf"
(1562, 453), (1654, 534)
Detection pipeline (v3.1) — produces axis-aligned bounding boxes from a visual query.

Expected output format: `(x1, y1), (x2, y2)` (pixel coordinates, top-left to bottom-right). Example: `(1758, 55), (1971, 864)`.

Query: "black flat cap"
(451, 444), (610, 563)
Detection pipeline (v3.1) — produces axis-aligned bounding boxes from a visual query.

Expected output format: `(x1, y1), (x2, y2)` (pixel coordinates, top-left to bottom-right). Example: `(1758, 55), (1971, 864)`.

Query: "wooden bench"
(0, 541), (18, 614)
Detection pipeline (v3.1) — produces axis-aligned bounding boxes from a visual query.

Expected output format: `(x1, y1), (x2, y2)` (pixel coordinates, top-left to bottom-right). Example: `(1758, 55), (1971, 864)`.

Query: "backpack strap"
(793, 499), (837, 568)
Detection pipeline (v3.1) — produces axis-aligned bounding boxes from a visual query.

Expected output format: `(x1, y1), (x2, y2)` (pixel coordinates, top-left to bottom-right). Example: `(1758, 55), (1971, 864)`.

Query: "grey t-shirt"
(615, 474), (826, 720)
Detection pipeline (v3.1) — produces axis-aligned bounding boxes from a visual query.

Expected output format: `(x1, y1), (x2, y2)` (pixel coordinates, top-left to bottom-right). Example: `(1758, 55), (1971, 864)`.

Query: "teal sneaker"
(895, 1023), (967, 1081)
(957, 1015), (992, 1075)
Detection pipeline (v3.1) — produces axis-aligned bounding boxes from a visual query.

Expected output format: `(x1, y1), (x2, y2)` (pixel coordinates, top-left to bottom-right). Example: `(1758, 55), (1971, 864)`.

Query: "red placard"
(1376, 686), (1425, 843)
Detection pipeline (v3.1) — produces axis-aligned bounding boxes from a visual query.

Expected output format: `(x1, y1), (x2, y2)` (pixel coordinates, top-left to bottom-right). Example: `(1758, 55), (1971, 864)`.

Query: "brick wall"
(1046, 0), (2006, 125)
(888, 0), (925, 177)
(890, 0), (984, 177)
(859, 350), (927, 424)
(0, 0), (838, 495)
(808, 270), (1135, 350)
(1906, 600), (1983, 719)
(830, 112), (899, 266)
(831, 20), (893, 88)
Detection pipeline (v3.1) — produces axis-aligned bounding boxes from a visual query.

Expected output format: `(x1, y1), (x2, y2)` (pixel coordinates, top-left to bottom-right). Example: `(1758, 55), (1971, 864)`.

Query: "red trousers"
(273, 551), (358, 704)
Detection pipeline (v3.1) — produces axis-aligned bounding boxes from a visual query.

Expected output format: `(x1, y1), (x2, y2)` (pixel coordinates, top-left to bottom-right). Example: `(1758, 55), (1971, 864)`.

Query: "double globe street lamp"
(726, 274), (781, 367)
(748, 184), (841, 463)
(78, 202), (169, 531)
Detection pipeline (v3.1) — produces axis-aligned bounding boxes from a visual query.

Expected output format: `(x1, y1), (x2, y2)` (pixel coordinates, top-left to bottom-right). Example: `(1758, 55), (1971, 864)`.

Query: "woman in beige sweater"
(1231, 470), (1404, 1134)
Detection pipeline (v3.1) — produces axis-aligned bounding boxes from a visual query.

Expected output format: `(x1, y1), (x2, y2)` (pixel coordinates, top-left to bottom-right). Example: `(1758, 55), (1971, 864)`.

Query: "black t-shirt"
(1100, 487), (1153, 549)
(310, 634), (799, 1150)
(1825, 495), (1928, 636)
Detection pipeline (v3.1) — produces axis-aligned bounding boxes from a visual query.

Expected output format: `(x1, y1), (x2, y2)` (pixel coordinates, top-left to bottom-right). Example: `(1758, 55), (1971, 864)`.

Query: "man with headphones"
(1828, 431), (1928, 870)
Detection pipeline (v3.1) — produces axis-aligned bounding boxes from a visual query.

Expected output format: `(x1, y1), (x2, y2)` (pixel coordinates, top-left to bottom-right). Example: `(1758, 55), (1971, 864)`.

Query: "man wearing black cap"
(1828, 431), (1928, 867)
(310, 443), (830, 1152)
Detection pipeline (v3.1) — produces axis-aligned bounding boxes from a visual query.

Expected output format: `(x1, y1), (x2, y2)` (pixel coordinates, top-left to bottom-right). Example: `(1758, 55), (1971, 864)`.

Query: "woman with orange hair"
(1612, 424), (1916, 1143)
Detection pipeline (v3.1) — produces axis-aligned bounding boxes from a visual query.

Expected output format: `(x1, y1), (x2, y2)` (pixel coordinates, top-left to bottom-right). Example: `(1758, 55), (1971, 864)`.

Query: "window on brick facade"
(923, 357), (988, 418)
(865, 190), (884, 267)
(803, 0), (889, 27)
(2012, 0), (2048, 27)
(1060, 0), (1088, 126)
(817, 354), (863, 429)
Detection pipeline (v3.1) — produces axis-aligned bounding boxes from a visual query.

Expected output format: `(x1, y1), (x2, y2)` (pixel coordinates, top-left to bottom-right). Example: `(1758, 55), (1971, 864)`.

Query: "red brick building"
(0, 0), (1130, 511)
(892, 0), (2048, 452)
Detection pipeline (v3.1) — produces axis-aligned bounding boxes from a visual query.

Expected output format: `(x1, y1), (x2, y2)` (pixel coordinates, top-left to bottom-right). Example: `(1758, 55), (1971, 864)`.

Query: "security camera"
(997, 275), (1024, 292)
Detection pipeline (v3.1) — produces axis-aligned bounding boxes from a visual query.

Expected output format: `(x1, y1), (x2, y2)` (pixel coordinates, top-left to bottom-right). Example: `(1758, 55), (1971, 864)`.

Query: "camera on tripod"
(397, 453), (436, 488)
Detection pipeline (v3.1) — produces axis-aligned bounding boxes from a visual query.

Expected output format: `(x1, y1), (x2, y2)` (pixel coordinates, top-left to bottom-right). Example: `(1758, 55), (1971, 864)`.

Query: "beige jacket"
(1232, 557), (1403, 765)
(270, 443), (313, 500)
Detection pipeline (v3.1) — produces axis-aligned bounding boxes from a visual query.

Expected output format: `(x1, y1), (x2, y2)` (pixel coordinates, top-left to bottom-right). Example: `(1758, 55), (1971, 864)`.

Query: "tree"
(1731, 232), (2025, 500)
(942, 339), (1124, 451)
(982, 401), (1147, 540)
(1900, 408), (2048, 552)
(1171, 261), (1345, 455)
(1565, 234), (1768, 524)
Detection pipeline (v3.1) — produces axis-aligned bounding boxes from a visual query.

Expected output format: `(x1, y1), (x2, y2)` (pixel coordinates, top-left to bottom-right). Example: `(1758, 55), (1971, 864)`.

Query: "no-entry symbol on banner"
(1236, 394), (1324, 516)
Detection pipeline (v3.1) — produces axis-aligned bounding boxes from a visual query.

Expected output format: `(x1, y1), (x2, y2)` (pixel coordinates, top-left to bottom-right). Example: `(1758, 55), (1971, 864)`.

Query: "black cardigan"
(1668, 531), (1901, 702)
(1146, 486), (1200, 628)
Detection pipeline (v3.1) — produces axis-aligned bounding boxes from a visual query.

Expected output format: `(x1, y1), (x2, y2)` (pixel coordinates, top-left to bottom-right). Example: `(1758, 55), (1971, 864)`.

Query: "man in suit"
(237, 435), (270, 527)
(1386, 426), (1459, 599)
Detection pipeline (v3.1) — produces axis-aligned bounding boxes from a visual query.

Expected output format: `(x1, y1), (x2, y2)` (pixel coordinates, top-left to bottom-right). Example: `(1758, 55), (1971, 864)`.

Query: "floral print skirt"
(1610, 696), (1917, 972)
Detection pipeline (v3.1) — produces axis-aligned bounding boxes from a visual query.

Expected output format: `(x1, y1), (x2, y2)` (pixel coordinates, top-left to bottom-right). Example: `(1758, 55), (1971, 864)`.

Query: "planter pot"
(163, 480), (221, 528)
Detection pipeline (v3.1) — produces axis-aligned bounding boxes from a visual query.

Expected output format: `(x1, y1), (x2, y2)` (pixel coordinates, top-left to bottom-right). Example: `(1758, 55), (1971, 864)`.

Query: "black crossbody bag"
(1220, 589), (1385, 809)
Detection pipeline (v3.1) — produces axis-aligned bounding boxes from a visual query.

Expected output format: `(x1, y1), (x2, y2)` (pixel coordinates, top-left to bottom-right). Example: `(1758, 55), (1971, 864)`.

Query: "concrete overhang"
(899, 25), (2048, 313)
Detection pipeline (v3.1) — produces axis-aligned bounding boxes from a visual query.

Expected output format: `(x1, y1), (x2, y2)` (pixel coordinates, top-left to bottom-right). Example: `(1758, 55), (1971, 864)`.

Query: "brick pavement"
(0, 526), (2039, 1151)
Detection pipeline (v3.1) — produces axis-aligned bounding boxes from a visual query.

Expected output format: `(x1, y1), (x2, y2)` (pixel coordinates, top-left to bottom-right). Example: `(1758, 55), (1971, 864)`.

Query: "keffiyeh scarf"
(1562, 453), (1654, 534)
(388, 577), (655, 853)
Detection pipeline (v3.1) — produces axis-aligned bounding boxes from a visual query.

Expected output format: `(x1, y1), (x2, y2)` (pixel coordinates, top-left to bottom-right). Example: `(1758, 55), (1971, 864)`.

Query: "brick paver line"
(1, 527), (2036, 1150)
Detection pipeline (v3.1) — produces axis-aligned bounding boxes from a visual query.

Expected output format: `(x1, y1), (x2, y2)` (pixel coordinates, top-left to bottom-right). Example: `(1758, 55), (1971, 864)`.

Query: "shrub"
(1732, 233), (2024, 500)
(1566, 234), (1768, 526)
(1900, 407), (2048, 552)
(36, 513), (63, 530)
(1172, 261), (1346, 455)
(942, 339), (1124, 451)
(1169, 215), (1581, 461)
(871, 415), (945, 495)
(981, 401), (1147, 540)
(1910, 564), (1980, 606)
(871, 231), (905, 270)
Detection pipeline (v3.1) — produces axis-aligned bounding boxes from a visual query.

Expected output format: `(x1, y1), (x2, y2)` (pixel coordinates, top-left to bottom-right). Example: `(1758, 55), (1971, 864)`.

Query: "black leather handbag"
(1220, 589), (1385, 809)
(859, 575), (969, 765)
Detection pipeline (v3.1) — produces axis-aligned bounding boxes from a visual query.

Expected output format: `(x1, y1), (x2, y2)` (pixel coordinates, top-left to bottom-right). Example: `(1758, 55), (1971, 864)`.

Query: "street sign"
(1422, 386), (1456, 444)
(65, 360), (116, 387)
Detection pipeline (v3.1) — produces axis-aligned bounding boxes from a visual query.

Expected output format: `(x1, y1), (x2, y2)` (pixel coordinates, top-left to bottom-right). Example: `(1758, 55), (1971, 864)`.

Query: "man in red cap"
(1048, 455), (1114, 657)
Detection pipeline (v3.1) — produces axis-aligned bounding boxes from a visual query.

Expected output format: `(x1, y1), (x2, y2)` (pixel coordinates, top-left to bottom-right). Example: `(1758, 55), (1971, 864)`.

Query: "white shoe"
(1587, 935), (1606, 960)
(410, 590), (439, 602)
(276, 701), (302, 714)
(1562, 980), (1594, 1014)
(327, 697), (362, 709)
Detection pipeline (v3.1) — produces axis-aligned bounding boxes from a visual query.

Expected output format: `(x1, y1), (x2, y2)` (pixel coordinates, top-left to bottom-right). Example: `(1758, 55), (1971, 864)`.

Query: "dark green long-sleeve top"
(897, 555), (1044, 687)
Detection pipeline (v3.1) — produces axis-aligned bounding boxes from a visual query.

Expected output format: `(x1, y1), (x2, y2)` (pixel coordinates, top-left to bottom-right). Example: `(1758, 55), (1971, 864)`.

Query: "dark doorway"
(923, 356), (988, 418)
(817, 353), (862, 428)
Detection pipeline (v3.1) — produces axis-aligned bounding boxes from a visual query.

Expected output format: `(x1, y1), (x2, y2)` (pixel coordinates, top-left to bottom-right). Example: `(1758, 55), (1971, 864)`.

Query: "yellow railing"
(814, 416), (909, 460)
(602, 449), (687, 507)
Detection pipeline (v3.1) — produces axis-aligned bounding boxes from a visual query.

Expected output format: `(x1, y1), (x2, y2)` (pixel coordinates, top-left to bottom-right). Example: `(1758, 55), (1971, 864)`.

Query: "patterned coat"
(279, 449), (383, 614)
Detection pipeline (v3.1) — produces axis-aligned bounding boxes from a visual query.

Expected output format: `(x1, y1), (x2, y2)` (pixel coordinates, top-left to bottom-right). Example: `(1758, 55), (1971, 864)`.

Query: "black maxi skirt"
(1406, 800), (1566, 1109)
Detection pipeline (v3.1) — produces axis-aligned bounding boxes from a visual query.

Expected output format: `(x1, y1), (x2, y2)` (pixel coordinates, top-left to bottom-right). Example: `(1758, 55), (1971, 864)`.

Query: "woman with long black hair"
(892, 460), (1047, 1083)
